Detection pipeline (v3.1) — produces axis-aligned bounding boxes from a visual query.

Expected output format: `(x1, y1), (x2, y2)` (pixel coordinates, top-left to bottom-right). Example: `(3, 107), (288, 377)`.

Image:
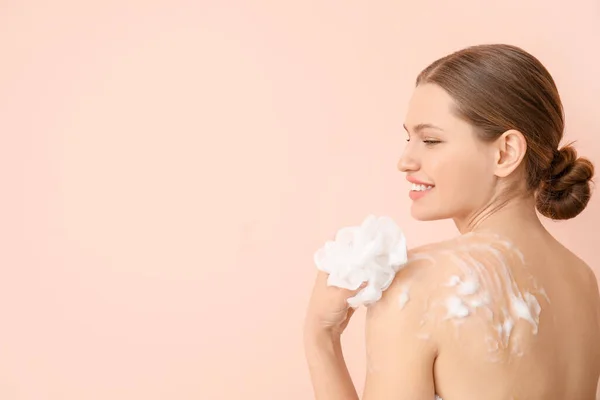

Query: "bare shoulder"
(557, 244), (600, 307)
(578, 258), (600, 330)
(369, 234), (484, 316)
(361, 239), (469, 398)
(367, 232), (549, 358)
(578, 257), (600, 296)
(374, 231), (523, 309)
(365, 235), (479, 340)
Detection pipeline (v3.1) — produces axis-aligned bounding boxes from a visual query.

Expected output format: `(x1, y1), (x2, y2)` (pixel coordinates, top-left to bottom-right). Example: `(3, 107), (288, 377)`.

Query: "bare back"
(388, 231), (600, 400)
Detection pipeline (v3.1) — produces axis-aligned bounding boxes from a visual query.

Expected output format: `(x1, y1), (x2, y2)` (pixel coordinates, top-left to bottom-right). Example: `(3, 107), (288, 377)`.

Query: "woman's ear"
(493, 129), (527, 178)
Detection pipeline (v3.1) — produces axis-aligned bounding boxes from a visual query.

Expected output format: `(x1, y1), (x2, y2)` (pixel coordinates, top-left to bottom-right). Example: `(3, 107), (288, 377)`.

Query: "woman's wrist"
(303, 321), (341, 344)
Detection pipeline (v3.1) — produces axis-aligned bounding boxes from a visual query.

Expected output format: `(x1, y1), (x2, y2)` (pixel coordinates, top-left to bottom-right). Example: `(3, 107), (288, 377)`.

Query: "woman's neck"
(454, 194), (548, 239)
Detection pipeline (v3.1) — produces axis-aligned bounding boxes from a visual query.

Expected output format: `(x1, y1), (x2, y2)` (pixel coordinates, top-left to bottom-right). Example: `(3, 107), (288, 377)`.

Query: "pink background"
(1, 1), (598, 399)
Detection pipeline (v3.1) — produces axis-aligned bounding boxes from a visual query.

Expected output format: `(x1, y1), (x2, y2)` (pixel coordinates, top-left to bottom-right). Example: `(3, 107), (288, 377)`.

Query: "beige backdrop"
(1, 1), (598, 399)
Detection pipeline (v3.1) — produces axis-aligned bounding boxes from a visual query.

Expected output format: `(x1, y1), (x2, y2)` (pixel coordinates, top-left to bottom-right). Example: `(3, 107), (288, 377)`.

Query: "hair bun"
(535, 146), (595, 220)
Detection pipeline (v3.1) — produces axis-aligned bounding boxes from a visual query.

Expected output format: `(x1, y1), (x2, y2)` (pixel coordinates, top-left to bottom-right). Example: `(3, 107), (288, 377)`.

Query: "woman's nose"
(397, 149), (419, 172)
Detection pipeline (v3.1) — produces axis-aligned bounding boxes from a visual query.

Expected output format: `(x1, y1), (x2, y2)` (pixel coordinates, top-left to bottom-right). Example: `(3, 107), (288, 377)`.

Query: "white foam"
(314, 215), (408, 308)
(398, 287), (410, 310)
(430, 235), (548, 358)
(445, 295), (470, 319)
(458, 278), (480, 295)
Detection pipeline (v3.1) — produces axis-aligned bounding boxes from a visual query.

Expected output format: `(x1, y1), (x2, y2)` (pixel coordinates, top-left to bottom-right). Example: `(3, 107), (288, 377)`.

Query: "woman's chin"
(410, 206), (446, 221)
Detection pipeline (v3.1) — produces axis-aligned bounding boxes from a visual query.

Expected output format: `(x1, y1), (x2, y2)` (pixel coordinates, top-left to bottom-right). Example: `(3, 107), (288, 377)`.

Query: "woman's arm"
(304, 328), (359, 400)
(361, 262), (439, 400)
(303, 256), (443, 400)
(304, 308), (438, 400)
(303, 271), (363, 400)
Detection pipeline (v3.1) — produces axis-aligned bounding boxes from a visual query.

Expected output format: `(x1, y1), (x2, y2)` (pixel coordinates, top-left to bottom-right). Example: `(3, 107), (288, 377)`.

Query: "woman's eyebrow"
(403, 123), (445, 133)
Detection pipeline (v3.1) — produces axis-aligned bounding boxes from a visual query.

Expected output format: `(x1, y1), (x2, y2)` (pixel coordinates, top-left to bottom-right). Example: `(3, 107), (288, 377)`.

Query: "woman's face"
(398, 83), (499, 222)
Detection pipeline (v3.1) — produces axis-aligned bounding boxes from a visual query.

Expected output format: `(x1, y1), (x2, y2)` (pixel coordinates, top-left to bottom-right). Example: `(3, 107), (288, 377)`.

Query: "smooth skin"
(304, 83), (600, 400)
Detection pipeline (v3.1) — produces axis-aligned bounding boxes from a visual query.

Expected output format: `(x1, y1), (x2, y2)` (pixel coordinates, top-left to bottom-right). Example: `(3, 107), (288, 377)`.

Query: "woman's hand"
(304, 271), (366, 338)
(303, 271), (366, 400)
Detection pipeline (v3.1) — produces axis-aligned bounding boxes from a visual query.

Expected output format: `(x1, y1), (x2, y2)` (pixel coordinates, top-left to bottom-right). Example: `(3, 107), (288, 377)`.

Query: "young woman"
(304, 44), (600, 400)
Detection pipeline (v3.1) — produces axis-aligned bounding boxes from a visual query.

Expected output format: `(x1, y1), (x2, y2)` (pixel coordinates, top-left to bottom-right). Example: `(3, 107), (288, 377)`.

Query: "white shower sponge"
(314, 215), (408, 308)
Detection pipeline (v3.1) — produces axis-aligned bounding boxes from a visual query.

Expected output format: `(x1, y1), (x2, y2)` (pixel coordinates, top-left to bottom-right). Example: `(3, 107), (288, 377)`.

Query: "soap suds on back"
(445, 295), (470, 318)
(398, 287), (410, 309)
(403, 232), (548, 361)
(445, 275), (461, 287)
(457, 278), (479, 295)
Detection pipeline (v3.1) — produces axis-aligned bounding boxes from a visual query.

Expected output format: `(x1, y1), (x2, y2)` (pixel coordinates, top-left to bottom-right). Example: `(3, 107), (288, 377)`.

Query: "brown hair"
(416, 44), (594, 220)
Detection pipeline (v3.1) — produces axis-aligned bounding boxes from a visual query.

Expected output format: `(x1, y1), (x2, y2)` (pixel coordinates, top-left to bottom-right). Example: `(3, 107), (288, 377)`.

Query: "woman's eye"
(404, 137), (441, 145)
